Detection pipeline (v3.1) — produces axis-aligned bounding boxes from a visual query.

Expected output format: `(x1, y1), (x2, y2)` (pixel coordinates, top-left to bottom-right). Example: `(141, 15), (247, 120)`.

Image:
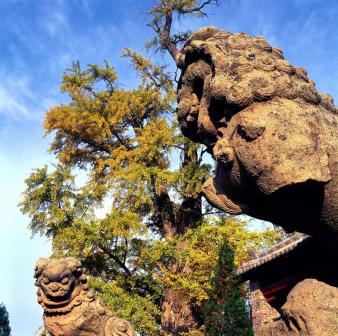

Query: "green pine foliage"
(0, 303), (11, 336)
(205, 243), (253, 336)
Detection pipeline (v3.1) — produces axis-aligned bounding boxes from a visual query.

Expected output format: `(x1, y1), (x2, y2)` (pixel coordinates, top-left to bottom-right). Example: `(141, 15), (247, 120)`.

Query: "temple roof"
(236, 233), (310, 276)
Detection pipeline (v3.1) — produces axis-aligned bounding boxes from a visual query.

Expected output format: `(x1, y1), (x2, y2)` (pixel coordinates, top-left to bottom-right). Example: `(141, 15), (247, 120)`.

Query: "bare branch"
(111, 129), (132, 150)
(197, 147), (208, 164)
(148, 0), (221, 61)
(160, 8), (178, 60)
(98, 243), (132, 276)
(178, 0), (219, 14)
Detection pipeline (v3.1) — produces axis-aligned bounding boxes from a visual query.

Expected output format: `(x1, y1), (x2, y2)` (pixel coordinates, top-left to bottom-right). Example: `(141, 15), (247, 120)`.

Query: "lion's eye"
(61, 277), (69, 285)
(237, 124), (265, 141)
(43, 278), (50, 285)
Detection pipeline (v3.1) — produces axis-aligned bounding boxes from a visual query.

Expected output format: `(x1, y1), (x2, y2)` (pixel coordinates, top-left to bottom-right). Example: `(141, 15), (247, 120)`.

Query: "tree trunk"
(150, 7), (205, 329)
(161, 288), (201, 336)
(149, 2), (221, 332)
(161, 238), (202, 335)
(160, 195), (203, 335)
(157, 143), (203, 334)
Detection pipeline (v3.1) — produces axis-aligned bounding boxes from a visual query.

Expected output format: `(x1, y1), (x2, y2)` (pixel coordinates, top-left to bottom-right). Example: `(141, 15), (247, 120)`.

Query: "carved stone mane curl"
(176, 26), (336, 141)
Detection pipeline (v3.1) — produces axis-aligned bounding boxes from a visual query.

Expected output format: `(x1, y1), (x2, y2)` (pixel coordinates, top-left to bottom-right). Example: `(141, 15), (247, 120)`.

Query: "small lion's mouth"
(43, 287), (72, 303)
(41, 292), (73, 307)
(46, 289), (69, 299)
(40, 281), (78, 306)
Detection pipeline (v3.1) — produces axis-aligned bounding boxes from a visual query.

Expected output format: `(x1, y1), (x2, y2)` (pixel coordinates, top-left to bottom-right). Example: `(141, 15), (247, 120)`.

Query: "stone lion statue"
(176, 27), (337, 246)
(34, 257), (137, 336)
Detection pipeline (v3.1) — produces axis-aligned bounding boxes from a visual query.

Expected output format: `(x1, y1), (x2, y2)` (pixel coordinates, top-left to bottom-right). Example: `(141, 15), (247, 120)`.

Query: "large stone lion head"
(34, 257), (94, 313)
(176, 27), (338, 242)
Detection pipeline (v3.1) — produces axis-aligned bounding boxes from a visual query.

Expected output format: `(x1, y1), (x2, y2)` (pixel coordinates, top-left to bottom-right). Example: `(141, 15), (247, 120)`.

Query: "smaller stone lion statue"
(34, 257), (137, 336)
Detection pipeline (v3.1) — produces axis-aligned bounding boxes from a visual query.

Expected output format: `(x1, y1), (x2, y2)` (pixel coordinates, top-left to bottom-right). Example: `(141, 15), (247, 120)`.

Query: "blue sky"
(0, 0), (337, 334)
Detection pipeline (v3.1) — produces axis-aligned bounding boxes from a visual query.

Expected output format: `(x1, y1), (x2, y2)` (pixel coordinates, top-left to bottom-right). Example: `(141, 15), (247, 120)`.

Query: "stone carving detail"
(259, 279), (338, 336)
(34, 257), (137, 336)
(176, 26), (338, 245)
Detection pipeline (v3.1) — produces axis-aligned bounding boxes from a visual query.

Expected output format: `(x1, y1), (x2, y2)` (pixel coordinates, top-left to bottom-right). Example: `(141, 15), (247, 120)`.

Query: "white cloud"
(0, 69), (64, 122)
(80, 0), (93, 19)
(0, 85), (30, 119)
(38, 0), (70, 38)
(42, 10), (69, 37)
(0, 73), (40, 120)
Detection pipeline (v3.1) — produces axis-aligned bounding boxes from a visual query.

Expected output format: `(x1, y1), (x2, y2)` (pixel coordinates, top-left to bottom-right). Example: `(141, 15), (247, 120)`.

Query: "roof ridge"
(236, 233), (310, 276)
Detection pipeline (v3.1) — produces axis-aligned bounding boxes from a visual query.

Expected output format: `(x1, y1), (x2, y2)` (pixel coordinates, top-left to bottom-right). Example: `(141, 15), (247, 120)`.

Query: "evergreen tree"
(205, 242), (253, 336)
(0, 303), (11, 336)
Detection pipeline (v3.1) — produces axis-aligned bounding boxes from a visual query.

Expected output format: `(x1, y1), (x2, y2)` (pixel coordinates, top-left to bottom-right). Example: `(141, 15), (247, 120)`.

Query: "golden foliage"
(141, 217), (282, 307)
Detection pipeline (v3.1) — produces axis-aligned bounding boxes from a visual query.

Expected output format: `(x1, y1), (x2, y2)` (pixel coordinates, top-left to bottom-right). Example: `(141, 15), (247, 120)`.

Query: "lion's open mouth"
(43, 290), (72, 304)
(46, 290), (70, 300)
(202, 172), (243, 215)
(41, 294), (73, 308)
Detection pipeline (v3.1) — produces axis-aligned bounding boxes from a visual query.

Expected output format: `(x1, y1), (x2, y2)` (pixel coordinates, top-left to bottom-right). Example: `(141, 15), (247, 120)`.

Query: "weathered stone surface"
(259, 279), (338, 336)
(34, 257), (137, 336)
(176, 27), (338, 246)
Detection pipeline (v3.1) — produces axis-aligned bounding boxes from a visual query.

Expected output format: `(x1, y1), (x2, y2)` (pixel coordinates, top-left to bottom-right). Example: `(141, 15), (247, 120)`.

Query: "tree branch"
(198, 147), (208, 165)
(98, 243), (132, 276)
(111, 129), (132, 150)
(149, 1), (220, 61)
(161, 9), (178, 60)
(178, 0), (218, 14)
(149, 174), (177, 238)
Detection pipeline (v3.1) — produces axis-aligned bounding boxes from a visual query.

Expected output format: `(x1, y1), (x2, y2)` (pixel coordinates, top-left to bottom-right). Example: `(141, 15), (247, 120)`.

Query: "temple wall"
(249, 281), (281, 335)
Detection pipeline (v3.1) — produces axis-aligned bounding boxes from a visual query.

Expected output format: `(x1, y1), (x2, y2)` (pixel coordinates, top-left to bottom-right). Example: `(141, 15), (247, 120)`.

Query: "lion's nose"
(49, 282), (60, 292)
(213, 138), (234, 165)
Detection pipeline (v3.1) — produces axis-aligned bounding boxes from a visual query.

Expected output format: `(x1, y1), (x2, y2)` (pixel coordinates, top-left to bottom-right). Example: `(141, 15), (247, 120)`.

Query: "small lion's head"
(34, 257), (93, 313)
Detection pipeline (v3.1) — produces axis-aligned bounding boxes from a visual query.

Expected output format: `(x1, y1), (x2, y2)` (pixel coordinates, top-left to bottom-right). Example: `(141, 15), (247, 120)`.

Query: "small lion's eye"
(61, 277), (69, 285)
(43, 278), (50, 285)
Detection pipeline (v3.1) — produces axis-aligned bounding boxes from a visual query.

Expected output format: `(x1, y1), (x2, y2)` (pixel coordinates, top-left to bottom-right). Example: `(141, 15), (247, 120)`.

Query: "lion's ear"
(64, 257), (81, 272)
(34, 257), (49, 278)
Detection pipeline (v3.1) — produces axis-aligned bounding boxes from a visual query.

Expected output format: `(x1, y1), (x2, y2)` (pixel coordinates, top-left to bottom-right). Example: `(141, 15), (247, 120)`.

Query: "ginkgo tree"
(21, 1), (282, 335)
